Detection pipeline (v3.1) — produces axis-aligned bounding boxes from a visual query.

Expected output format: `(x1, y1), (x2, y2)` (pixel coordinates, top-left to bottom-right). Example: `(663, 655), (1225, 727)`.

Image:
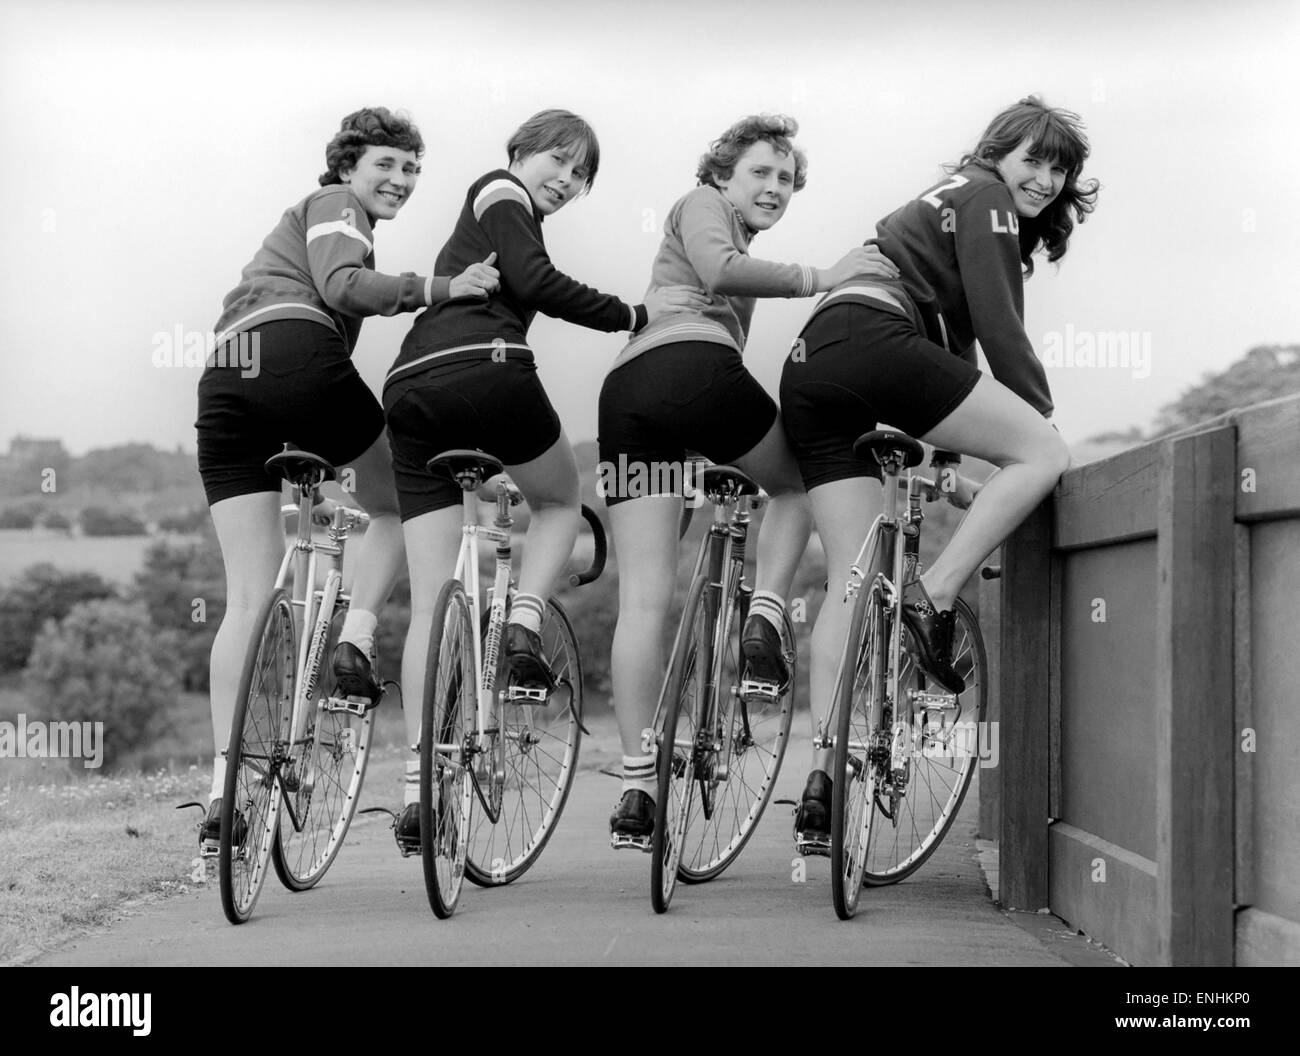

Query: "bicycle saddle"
(426, 448), (505, 484)
(701, 465), (759, 499)
(853, 430), (925, 470)
(265, 445), (337, 488)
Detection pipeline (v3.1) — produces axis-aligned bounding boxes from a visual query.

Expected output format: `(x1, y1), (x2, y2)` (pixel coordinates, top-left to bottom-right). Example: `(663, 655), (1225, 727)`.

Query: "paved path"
(38, 725), (1115, 966)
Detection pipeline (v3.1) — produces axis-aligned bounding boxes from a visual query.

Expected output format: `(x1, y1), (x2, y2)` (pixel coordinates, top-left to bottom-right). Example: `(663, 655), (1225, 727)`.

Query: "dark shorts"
(779, 303), (980, 490)
(597, 342), (777, 507)
(383, 356), (562, 521)
(195, 319), (385, 506)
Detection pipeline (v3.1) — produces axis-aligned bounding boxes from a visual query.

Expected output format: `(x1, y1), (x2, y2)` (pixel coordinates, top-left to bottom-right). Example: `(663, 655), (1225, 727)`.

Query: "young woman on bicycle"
(195, 107), (499, 850)
(382, 109), (707, 851)
(779, 95), (1099, 841)
(599, 114), (899, 843)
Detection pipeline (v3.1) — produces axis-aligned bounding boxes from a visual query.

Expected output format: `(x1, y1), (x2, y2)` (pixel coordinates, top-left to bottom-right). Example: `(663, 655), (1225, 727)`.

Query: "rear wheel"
(220, 589), (295, 925)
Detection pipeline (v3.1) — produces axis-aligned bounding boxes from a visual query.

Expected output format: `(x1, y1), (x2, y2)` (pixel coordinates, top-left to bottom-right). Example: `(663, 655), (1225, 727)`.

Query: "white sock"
(621, 754), (656, 799)
(749, 590), (786, 635)
(508, 593), (544, 635)
(340, 609), (377, 656)
(210, 755), (225, 803)
(404, 761), (420, 807)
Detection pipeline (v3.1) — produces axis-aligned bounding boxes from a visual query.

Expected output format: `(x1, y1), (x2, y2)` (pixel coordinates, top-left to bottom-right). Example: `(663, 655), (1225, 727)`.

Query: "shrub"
(0, 564), (117, 672)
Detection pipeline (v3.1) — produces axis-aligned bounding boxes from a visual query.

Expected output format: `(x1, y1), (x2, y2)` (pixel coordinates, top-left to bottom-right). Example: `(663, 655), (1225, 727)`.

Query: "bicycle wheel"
(271, 603), (375, 891)
(861, 597), (987, 884)
(420, 579), (475, 918)
(650, 573), (708, 914)
(677, 590), (794, 884)
(220, 588), (296, 925)
(466, 597), (583, 886)
(830, 577), (885, 920)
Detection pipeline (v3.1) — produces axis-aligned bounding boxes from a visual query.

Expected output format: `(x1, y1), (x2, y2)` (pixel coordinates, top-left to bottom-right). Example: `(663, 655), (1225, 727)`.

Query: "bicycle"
(822, 429), (989, 920)
(418, 448), (606, 918)
(636, 464), (796, 915)
(216, 445), (379, 925)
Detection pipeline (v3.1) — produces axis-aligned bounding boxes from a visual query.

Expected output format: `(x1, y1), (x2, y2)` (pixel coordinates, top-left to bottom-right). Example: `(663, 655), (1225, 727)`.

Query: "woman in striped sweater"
(599, 114), (898, 843)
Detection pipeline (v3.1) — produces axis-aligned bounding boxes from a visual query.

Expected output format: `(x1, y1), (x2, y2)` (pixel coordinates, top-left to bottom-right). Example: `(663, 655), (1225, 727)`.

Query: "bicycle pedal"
(503, 685), (550, 705)
(795, 833), (831, 858)
(610, 833), (652, 853)
(395, 839), (421, 858)
(324, 695), (372, 717)
(740, 678), (781, 702)
(199, 843), (220, 860)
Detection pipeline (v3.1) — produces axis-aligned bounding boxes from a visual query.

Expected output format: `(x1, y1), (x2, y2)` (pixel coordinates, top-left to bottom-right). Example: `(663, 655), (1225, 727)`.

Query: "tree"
(0, 505), (37, 529)
(0, 564), (117, 672)
(132, 531), (225, 691)
(1153, 344), (1300, 436)
(23, 599), (180, 771)
(80, 505), (147, 536)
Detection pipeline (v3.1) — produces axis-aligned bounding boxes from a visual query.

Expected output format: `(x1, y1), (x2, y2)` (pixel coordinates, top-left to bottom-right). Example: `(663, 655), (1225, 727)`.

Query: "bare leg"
(608, 496), (682, 759)
(400, 506), (465, 750)
(920, 375), (1070, 610)
(806, 477), (885, 774)
(505, 430), (581, 601)
(208, 491), (286, 762)
(731, 415), (812, 601)
(342, 430), (406, 617)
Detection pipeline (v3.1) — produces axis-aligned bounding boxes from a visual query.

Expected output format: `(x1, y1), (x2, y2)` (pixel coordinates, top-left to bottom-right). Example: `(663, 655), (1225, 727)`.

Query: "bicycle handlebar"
(569, 504), (608, 587)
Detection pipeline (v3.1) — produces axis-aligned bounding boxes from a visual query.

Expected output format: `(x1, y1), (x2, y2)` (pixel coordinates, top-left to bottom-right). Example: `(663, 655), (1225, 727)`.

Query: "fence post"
(999, 499), (1052, 910)
(1155, 425), (1236, 965)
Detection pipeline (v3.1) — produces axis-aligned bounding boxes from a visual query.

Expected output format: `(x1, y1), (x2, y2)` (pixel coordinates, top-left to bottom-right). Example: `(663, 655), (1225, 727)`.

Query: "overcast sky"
(1, 0), (1296, 456)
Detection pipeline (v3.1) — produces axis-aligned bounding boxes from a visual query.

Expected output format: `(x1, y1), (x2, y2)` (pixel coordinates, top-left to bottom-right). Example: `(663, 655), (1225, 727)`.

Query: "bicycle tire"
(677, 591), (794, 884)
(420, 579), (475, 918)
(270, 602), (375, 891)
(219, 588), (296, 925)
(862, 597), (987, 884)
(650, 573), (709, 914)
(466, 597), (583, 886)
(830, 575), (883, 920)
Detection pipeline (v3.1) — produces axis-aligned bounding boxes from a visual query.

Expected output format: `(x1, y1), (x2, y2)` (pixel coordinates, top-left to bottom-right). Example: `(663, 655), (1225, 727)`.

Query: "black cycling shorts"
(383, 356), (562, 521)
(597, 342), (777, 507)
(779, 303), (980, 490)
(196, 319), (385, 506)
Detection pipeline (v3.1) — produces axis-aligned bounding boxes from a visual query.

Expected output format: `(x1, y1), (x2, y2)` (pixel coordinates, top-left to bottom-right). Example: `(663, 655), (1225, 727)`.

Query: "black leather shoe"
(900, 581), (966, 694)
(504, 624), (556, 693)
(394, 803), (420, 856)
(741, 613), (789, 687)
(332, 641), (382, 708)
(794, 770), (832, 840)
(200, 798), (247, 850)
(609, 790), (655, 840)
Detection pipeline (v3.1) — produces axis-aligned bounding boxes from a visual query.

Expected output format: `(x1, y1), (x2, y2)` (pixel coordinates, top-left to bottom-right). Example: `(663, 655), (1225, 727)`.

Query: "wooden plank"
(1050, 822), (1158, 966)
(1234, 395), (1300, 522)
(1233, 525), (1253, 908)
(1055, 442), (1161, 550)
(1236, 907), (1300, 966)
(999, 500), (1052, 911)
(1155, 425), (1236, 966)
(978, 559), (1002, 851)
(1048, 552), (1062, 820)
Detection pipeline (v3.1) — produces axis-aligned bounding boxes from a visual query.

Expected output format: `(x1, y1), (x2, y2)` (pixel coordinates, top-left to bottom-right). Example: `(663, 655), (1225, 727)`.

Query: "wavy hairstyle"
(697, 113), (808, 192)
(318, 107), (425, 187)
(950, 96), (1100, 275)
(506, 109), (602, 191)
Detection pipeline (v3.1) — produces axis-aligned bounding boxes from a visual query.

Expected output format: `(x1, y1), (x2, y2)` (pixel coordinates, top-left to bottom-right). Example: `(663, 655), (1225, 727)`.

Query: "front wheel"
(862, 597), (987, 885)
(271, 602), (375, 891)
(465, 597), (583, 887)
(420, 580), (475, 918)
(677, 589), (794, 884)
(220, 589), (296, 925)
